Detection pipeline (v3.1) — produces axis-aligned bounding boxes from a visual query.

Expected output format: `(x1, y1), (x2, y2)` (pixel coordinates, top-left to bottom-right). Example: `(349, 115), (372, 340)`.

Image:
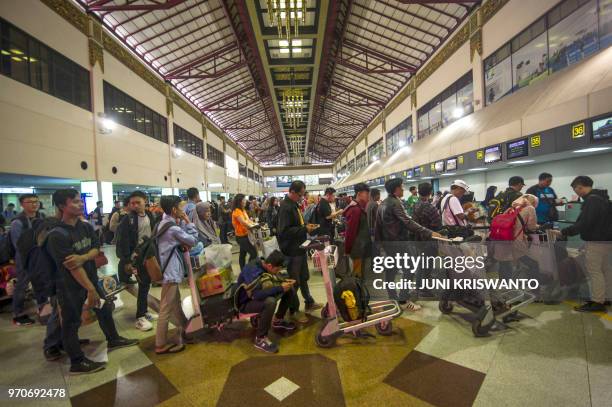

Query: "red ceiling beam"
(124, 1), (203, 37)
(346, 21), (428, 59)
(135, 12), (225, 48)
(168, 61), (246, 80)
(420, 3), (461, 22)
(201, 85), (254, 111)
(89, 0), (188, 12)
(342, 40), (418, 72)
(164, 42), (239, 78)
(397, 0), (474, 4)
(377, 0), (454, 31)
(345, 29), (422, 66)
(352, 3), (442, 46)
(331, 81), (386, 106)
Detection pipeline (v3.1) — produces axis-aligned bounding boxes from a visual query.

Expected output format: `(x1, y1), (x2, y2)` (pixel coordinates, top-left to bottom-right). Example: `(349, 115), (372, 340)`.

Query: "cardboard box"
(197, 267), (233, 298)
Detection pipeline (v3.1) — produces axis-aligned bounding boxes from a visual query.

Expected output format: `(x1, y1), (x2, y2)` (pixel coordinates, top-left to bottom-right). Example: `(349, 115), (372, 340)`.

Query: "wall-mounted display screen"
(414, 167), (422, 177)
(484, 145), (502, 163)
(507, 138), (529, 159)
(592, 116), (612, 140)
(405, 169), (414, 178)
(434, 161), (445, 173)
(446, 158), (457, 171)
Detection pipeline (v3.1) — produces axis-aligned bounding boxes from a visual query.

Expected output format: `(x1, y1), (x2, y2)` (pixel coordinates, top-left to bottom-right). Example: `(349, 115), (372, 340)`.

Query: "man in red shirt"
(343, 183), (371, 279)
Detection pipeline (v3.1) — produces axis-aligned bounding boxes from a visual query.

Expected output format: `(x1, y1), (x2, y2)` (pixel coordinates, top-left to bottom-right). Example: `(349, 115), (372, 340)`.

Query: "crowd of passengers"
(0, 172), (610, 371)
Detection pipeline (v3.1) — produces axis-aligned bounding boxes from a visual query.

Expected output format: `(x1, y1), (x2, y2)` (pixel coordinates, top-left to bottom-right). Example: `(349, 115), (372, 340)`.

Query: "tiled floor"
(0, 244), (611, 407)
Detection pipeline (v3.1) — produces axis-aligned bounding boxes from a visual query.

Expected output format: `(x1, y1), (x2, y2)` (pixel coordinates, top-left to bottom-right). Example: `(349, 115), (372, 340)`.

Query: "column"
(470, 8), (485, 112)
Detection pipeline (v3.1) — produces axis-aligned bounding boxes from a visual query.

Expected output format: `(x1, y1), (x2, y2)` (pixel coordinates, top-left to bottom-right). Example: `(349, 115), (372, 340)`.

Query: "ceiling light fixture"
(282, 88), (304, 129)
(268, 0), (306, 42)
(508, 159), (535, 164)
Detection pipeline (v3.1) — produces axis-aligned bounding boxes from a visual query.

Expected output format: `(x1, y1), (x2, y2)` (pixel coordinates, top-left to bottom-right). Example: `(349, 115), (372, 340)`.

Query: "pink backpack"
(489, 207), (525, 241)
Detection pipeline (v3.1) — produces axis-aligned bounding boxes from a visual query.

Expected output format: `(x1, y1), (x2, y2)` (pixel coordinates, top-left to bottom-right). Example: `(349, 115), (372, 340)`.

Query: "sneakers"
(574, 301), (606, 313)
(144, 312), (158, 321)
(44, 347), (63, 362)
(402, 301), (422, 312)
(107, 337), (139, 351)
(135, 316), (153, 331)
(69, 358), (106, 375)
(305, 302), (324, 312)
(254, 336), (279, 353)
(272, 319), (297, 331)
(12, 315), (36, 326)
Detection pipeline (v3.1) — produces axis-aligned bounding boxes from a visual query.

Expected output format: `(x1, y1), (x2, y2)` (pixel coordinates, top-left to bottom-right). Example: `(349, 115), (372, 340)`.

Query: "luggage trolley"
(437, 235), (536, 337)
(308, 238), (402, 348)
(184, 251), (257, 334)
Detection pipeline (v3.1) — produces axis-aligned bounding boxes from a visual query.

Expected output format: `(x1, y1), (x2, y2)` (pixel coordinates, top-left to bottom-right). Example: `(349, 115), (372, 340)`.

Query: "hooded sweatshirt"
(562, 189), (611, 241)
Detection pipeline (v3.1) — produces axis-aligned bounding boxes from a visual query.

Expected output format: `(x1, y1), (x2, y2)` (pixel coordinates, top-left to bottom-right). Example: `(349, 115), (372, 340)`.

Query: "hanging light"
(282, 88), (304, 129)
(267, 0), (306, 42)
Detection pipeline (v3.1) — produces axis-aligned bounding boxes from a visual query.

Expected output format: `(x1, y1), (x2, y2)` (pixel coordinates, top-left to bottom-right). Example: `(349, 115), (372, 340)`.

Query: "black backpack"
(7, 216), (29, 261)
(0, 233), (11, 265)
(20, 218), (66, 299)
(333, 276), (370, 322)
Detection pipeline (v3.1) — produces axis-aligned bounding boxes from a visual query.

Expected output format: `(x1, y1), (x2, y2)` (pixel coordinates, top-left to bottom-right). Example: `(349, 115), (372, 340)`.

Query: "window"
(247, 168), (254, 180)
(386, 117), (412, 154)
(368, 138), (383, 163)
(484, 0), (610, 106)
(416, 72), (473, 139)
(104, 81), (167, 143)
(173, 124), (203, 158)
(0, 18), (91, 110)
(239, 163), (247, 177)
(347, 159), (355, 174)
(305, 174), (319, 185)
(207, 144), (224, 167)
(355, 151), (367, 170)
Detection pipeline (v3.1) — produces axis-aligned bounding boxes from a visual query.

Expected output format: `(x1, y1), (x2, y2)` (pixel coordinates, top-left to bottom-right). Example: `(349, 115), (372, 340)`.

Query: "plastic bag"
(204, 243), (233, 268)
(182, 296), (195, 320)
(262, 236), (280, 257)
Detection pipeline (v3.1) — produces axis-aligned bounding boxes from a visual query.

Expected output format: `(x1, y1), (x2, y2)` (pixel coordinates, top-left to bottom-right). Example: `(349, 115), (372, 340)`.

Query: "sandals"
(155, 343), (185, 355)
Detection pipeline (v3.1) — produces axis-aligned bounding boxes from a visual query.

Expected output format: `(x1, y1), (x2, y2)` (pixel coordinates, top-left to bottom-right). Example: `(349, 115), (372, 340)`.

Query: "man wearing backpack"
(116, 190), (158, 331)
(526, 173), (563, 224)
(488, 176), (525, 220)
(47, 189), (138, 375)
(10, 193), (46, 326)
(375, 178), (441, 311)
(236, 250), (296, 353)
(554, 176), (611, 312)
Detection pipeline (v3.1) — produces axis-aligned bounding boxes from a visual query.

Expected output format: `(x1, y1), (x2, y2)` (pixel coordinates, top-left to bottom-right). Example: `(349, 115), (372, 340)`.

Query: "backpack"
(489, 207), (526, 241)
(133, 220), (178, 283)
(7, 216), (29, 261)
(488, 190), (520, 220)
(0, 233), (11, 265)
(21, 218), (67, 299)
(333, 276), (370, 322)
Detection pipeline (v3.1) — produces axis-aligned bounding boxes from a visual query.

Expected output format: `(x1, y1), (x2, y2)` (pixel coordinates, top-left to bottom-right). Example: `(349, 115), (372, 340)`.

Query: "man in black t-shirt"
(46, 189), (138, 375)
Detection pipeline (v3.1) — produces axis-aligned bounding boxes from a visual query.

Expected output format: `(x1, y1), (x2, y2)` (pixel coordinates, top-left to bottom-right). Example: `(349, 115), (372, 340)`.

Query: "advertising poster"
(512, 32), (549, 91)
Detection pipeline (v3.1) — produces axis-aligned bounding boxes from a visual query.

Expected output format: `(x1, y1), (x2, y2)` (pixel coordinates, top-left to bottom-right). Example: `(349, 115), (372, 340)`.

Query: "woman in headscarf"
(481, 185), (498, 207)
(189, 201), (221, 247)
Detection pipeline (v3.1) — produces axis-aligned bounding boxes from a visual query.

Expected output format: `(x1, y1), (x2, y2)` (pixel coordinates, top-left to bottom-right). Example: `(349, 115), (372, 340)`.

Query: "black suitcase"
(200, 284), (237, 326)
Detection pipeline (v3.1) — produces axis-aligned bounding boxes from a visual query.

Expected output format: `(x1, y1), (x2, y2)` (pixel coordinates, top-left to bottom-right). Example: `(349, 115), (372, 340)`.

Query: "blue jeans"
(44, 296), (61, 351)
(13, 262), (48, 317)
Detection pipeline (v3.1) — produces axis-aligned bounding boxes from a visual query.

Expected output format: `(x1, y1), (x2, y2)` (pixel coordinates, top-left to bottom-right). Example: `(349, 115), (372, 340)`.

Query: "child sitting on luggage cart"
(236, 250), (296, 353)
(155, 195), (198, 355)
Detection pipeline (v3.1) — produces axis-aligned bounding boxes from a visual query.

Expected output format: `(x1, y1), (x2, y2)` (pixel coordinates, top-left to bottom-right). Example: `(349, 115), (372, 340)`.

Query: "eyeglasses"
(22, 200), (39, 205)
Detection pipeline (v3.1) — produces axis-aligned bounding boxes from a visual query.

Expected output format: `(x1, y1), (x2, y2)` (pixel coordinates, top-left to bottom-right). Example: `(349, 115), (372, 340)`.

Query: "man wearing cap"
(440, 180), (476, 227)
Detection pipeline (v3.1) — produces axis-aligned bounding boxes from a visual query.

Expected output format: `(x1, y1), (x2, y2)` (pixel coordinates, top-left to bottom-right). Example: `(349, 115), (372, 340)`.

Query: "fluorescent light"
(292, 39), (302, 46)
(398, 140), (406, 147)
(573, 147), (612, 153)
(421, 176), (433, 180)
(452, 107), (464, 118)
(279, 48), (290, 54)
(441, 172), (456, 176)
(101, 117), (116, 131)
(509, 159), (535, 164)
(468, 167), (487, 171)
(279, 40), (289, 47)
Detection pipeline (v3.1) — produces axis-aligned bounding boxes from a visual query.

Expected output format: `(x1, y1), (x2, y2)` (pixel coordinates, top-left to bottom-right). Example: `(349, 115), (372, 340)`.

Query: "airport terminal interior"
(1, 0), (612, 406)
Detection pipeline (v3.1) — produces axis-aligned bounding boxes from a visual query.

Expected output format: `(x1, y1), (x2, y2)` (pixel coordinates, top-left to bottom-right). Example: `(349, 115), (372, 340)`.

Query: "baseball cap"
(451, 179), (470, 191)
(509, 176), (525, 187)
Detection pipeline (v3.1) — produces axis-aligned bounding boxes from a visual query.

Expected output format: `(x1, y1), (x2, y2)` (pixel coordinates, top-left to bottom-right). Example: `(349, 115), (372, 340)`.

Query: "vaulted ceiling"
(79, 0), (479, 165)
